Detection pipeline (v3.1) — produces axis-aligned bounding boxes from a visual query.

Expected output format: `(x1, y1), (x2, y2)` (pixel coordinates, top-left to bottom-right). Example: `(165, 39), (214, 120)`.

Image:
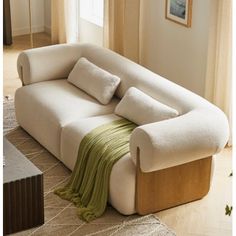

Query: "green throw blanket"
(54, 118), (137, 222)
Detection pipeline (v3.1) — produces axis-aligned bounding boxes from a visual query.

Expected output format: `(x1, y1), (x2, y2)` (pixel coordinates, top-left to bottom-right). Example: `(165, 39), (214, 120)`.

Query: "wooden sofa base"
(135, 153), (212, 215)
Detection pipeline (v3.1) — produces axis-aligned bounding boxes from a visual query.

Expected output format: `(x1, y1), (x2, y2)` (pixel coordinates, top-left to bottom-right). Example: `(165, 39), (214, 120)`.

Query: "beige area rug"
(3, 98), (176, 236)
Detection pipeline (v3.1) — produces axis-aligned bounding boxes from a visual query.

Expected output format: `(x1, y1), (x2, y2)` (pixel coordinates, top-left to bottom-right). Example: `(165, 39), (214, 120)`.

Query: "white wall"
(140, 0), (213, 96)
(77, 0), (103, 47)
(78, 18), (103, 46)
(10, 0), (47, 36)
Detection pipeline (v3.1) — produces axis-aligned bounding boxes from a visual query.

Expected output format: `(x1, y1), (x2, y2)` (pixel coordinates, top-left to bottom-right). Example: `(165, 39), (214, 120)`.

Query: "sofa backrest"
(80, 44), (214, 115)
(18, 43), (216, 115)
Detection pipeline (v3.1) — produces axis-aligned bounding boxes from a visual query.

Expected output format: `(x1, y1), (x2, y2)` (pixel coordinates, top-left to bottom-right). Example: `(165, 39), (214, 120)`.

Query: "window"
(79, 0), (104, 27)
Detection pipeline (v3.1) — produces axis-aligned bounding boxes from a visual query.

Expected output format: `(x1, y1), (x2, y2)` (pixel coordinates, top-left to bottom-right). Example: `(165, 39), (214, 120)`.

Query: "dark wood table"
(3, 0), (12, 45)
(3, 138), (44, 235)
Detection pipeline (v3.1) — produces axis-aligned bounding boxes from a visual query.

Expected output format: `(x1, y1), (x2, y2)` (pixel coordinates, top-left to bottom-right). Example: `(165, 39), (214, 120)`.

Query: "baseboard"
(12, 26), (45, 37)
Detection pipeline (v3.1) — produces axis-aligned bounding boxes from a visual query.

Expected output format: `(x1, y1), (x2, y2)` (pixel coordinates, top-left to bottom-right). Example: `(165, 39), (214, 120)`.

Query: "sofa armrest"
(130, 108), (229, 172)
(17, 44), (83, 85)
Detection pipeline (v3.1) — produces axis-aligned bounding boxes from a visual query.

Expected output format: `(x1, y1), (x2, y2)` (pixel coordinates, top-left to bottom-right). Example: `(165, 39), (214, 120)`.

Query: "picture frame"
(165, 0), (192, 27)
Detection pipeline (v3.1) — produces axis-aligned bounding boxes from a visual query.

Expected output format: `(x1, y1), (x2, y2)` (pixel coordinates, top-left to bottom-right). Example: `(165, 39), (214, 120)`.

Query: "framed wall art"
(165, 0), (192, 27)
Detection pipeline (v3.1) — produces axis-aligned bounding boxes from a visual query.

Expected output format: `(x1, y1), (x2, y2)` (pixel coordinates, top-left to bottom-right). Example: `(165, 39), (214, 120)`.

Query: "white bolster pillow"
(115, 87), (178, 125)
(130, 109), (229, 172)
(68, 57), (120, 105)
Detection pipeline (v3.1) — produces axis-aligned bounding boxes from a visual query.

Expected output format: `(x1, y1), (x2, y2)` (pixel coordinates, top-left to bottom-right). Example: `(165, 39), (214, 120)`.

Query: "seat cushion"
(61, 114), (136, 215)
(15, 79), (119, 158)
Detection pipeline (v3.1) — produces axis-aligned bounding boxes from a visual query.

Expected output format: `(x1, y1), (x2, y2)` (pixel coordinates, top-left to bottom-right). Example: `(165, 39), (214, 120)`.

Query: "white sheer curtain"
(103, 0), (141, 63)
(205, 0), (232, 145)
(51, 0), (78, 44)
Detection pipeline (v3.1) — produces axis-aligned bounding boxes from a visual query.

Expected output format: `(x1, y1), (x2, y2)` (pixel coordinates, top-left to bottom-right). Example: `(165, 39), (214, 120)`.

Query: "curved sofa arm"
(17, 44), (83, 85)
(130, 108), (229, 172)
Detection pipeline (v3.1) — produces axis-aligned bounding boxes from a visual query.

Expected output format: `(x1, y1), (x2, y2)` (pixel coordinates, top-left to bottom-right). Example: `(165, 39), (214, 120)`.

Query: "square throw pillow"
(115, 87), (179, 125)
(68, 57), (120, 105)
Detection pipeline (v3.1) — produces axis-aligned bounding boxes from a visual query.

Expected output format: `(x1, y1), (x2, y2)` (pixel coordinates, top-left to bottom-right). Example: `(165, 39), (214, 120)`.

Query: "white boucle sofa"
(15, 43), (229, 215)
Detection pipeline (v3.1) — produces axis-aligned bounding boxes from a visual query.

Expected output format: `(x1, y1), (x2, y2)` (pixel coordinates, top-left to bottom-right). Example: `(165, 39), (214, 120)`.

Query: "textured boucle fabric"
(115, 87), (178, 125)
(68, 57), (120, 104)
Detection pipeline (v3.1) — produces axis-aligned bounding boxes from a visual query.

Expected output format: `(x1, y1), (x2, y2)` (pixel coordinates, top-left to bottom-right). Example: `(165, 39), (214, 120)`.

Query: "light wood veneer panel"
(136, 148), (212, 215)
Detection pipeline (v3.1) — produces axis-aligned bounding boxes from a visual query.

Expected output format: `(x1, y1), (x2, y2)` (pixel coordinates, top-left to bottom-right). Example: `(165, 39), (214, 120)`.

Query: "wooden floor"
(3, 33), (232, 236)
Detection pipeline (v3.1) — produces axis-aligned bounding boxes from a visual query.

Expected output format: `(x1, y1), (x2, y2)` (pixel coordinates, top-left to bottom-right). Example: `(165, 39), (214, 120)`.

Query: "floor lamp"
(28, 0), (33, 48)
